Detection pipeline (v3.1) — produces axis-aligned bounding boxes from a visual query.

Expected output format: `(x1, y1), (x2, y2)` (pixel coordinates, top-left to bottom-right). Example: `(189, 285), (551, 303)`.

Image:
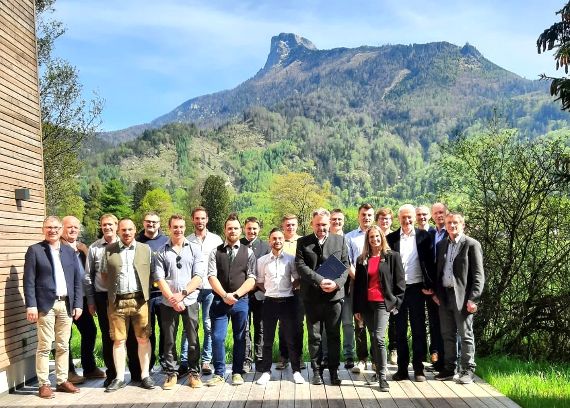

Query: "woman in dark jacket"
(353, 225), (405, 391)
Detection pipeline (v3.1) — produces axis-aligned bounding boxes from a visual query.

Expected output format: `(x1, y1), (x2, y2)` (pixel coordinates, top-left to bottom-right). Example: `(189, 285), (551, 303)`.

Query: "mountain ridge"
(101, 33), (550, 144)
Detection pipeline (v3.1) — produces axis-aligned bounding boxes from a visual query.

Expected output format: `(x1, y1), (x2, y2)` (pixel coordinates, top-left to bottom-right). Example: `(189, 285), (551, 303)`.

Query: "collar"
(285, 234), (299, 242)
(167, 238), (189, 248)
(270, 250), (284, 260)
(119, 240), (136, 250)
(400, 227), (416, 237)
(224, 240), (240, 249)
(448, 233), (463, 244)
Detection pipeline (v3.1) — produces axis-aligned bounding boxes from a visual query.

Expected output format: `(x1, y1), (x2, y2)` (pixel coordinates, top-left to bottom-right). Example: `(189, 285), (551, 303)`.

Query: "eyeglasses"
(176, 255), (182, 269)
(44, 226), (61, 231)
(144, 220), (159, 225)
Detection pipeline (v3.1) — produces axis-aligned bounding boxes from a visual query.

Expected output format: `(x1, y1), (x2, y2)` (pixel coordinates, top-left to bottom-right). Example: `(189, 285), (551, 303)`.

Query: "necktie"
(228, 246), (235, 264)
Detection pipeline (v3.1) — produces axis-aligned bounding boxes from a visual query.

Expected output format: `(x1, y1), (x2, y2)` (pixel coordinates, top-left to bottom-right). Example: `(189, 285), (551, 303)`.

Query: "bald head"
(62, 215), (81, 242)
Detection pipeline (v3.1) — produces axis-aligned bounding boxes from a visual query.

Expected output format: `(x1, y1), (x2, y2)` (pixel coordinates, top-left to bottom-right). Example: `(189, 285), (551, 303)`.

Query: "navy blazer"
(24, 241), (83, 315)
(295, 233), (349, 303)
(353, 251), (406, 314)
(386, 227), (435, 289)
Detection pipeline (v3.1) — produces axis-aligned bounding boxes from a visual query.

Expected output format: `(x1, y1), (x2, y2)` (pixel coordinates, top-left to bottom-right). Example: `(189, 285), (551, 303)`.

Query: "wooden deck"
(0, 363), (521, 407)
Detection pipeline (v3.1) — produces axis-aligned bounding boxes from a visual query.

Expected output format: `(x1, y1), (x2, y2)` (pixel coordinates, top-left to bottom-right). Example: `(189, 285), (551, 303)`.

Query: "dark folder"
(316, 255), (346, 280)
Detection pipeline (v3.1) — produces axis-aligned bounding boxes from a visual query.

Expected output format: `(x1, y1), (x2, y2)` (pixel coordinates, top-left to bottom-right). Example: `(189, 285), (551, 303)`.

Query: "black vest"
(215, 243), (249, 292)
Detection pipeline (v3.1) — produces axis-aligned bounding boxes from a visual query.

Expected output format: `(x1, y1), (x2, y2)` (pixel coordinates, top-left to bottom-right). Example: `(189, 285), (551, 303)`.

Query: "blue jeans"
(180, 289), (214, 365)
(210, 295), (249, 376)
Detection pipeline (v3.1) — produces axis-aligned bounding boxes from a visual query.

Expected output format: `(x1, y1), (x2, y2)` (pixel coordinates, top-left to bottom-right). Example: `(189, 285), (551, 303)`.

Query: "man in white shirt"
(386, 204), (435, 382)
(182, 206), (223, 376)
(255, 228), (304, 385)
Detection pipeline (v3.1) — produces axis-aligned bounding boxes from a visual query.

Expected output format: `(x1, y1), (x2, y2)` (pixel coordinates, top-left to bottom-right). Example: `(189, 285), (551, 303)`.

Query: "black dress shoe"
(103, 377), (113, 388)
(311, 373), (323, 385)
(392, 370), (409, 381)
(140, 376), (156, 389)
(344, 359), (354, 369)
(105, 378), (126, 392)
(330, 370), (342, 386)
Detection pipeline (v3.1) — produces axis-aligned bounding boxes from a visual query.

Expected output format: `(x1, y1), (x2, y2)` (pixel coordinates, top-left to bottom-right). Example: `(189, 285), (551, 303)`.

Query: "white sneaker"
(351, 360), (366, 374)
(293, 371), (305, 384)
(256, 372), (271, 385)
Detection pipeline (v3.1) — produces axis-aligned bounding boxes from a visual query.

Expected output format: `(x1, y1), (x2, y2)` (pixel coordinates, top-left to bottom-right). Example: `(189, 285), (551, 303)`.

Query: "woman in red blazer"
(353, 225), (405, 392)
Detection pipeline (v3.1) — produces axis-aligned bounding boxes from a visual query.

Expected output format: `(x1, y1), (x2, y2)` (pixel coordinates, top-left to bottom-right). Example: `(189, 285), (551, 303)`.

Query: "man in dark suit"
(426, 202), (449, 370)
(433, 212), (484, 384)
(296, 208), (349, 385)
(241, 216), (270, 372)
(386, 204), (435, 382)
(24, 216), (83, 399)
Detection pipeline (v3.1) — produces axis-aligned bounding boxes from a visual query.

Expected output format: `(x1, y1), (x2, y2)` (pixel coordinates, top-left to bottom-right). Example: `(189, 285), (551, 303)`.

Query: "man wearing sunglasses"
(154, 215), (205, 389)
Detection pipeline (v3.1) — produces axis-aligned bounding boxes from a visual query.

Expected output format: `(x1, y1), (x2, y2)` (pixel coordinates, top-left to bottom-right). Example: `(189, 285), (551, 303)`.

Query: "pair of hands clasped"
(319, 278), (338, 293)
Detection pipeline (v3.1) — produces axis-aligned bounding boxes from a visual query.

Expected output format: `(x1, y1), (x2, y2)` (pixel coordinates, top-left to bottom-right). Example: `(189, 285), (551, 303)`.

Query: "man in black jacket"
(296, 208), (349, 385)
(386, 204), (435, 382)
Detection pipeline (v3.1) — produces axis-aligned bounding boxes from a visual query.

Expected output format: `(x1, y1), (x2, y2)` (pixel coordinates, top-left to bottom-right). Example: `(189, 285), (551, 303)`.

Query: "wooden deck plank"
(307, 365), (328, 408)
(0, 363), (522, 408)
(292, 366), (311, 407)
(472, 376), (520, 408)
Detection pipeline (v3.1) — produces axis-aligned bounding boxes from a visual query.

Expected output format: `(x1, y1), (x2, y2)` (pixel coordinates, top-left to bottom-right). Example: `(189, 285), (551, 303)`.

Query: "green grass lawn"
(477, 356), (570, 408)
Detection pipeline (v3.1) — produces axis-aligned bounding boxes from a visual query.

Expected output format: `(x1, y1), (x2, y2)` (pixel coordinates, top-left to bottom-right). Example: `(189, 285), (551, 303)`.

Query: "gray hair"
(398, 204), (416, 215)
(312, 208), (330, 218)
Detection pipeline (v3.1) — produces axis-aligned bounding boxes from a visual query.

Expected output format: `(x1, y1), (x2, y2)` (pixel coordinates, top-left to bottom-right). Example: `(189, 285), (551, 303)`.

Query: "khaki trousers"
(36, 299), (72, 385)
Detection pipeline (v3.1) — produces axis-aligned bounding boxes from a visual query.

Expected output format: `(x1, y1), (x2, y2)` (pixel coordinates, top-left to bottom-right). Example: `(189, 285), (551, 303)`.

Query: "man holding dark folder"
(296, 208), (349, 386)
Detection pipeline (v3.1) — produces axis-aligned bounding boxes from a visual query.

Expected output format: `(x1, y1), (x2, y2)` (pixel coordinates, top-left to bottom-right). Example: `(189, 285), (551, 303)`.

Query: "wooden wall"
(0, 0), (45, 392)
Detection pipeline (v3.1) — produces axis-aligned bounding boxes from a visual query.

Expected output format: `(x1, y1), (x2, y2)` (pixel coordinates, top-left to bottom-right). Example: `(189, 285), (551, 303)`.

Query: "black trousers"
(68, 297), (97, 373)
(94, 291), (140, 380)
(245, 295), (264, 364)
(279, 291), (305, 362)
(395, 283), (427, 372)
(305, 300), (342, 371)
(161, 302), (200, 374)
(427, 295), (444, 368)
(259, 296), (301, 373)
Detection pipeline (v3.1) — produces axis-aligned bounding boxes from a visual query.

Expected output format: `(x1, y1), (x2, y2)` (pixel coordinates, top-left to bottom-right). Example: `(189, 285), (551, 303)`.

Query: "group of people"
(23, 202), (484, 399)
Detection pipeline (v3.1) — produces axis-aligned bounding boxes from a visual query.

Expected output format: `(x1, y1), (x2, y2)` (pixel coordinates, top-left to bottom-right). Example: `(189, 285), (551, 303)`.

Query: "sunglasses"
(176, 255), (182, 269)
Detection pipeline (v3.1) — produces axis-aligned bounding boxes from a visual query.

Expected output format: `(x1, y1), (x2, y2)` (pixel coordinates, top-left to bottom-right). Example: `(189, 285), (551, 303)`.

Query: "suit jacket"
(240, 237), (270, 259)
(353, 251), (406, 314)
(435, 234), (485, 311)
(295, 233), (349, 303)
(386, 227), (435, 289)
(23, 241), (83, 315)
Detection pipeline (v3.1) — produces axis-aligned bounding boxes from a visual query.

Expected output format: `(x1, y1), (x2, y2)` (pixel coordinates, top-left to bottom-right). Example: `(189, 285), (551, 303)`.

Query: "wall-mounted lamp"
(15, 188), (30, 201)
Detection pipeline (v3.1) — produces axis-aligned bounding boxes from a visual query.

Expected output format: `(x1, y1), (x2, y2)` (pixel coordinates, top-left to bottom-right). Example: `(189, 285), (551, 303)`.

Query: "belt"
(116, 292), (142, 300)
(55, 295), (67, 301)
(265, 296), (293, 303)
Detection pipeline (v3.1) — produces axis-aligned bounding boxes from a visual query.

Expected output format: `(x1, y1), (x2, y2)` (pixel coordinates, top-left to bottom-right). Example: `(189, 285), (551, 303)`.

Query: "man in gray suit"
(296, 208), (349, 386)
(433, 212), (485, 384)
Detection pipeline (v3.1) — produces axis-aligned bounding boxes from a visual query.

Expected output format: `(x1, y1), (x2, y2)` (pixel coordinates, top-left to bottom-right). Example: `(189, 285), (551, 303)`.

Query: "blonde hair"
(357, 225), (391, 265)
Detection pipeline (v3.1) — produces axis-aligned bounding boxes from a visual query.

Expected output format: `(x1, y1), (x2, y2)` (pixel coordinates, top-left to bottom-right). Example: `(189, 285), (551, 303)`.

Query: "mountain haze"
(103, 33), (560, 144)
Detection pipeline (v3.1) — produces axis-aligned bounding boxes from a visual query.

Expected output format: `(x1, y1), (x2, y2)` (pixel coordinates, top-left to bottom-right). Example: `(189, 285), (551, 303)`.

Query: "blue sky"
(51, 0), (566, 131)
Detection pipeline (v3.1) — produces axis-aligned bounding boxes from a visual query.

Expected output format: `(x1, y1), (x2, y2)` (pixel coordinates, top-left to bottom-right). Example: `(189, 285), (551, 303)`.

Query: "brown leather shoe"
(56, 380), (80, 393)
(38, 384), (54, 399)
(84, 367), (107, 379)
(67, 370), (85, 384)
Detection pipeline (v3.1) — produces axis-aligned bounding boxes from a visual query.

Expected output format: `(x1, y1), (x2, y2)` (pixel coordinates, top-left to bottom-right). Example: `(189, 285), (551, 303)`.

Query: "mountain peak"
(262, 33), (317, 71)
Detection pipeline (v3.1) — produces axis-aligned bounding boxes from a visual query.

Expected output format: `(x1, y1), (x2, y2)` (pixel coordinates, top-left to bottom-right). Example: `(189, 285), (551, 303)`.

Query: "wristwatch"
(182, 290), (188, 297)
(233, 293), (240, 300)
